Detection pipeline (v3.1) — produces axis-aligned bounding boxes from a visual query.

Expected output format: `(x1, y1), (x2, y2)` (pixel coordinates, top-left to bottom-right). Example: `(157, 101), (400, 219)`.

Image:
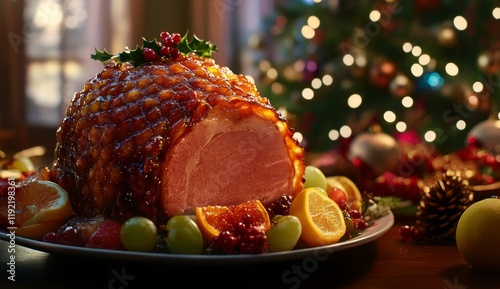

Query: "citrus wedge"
(16, 219), (67, 240)
(195, 200), (271, 242)
(326, 176), (362, 211)
(289, 187), (346, 247)
(15, 180), (74, 227)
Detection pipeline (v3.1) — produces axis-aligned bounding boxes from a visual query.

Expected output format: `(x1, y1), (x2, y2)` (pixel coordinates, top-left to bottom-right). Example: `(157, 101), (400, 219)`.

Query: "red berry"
(163, 36), (174, 47)
(211, 231), (237, 254)
(348, 209), (361, 219)
(86, 220), (125, 250)
(160, 31), (170, 42)
(160, 46), (171, 56)
(172, 33), (182, 44)
(170, 48), (180, 59)
(143, 47), (159, 61)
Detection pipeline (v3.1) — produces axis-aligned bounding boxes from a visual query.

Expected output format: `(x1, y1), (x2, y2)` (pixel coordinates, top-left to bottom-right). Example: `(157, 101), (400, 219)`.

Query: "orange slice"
(289, 187), (346, 247)
(16, 219), (67, 240)
(15, 180), (74, 227)
(326, 176), (362, 211)
(195, 200), (271, 242)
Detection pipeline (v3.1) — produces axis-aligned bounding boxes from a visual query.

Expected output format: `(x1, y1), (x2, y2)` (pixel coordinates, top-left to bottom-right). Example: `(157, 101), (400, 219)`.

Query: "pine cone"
(416, 171), (474, 241)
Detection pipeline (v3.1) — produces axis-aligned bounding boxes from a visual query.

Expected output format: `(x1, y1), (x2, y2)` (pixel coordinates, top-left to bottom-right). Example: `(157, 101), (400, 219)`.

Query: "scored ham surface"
(53, 54), (305, 223)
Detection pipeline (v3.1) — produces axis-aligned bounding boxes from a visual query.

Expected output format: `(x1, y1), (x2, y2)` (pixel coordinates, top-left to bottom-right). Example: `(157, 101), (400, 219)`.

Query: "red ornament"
(369, 60), (397, 88)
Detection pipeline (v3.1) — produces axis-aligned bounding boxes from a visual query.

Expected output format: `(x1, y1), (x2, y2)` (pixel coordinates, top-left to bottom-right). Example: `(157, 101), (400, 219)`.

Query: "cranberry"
(348, 209), (361, 219)
(211, 231), (237, 254)
(266, 194), (293, 216)
(399, 225), (424, 242)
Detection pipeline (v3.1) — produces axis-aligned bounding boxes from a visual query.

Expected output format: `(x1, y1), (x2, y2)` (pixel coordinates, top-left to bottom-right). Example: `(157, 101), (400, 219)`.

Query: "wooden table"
(1, 217), (499, 289)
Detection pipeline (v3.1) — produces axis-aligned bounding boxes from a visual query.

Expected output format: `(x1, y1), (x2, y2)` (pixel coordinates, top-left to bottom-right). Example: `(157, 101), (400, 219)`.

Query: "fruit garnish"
(91, 31), (217, 67)
(195, 200), (271, 243)
(165, 215), (204, 254)
(10, 180), (74, 227)
(289, 187), (347, 247)
(266, 215), (302, 252)
(42, 215), (105, 246)
(15, 218), (67, 240)
(326, 176), (363, 211)
(120, 216), (158, 252)
(86, 220), (124, 250)
(303, 165), (328, 191)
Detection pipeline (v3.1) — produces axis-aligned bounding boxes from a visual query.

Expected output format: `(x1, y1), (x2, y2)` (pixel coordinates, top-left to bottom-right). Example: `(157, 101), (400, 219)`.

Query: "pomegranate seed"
(348, 209), (361, 219)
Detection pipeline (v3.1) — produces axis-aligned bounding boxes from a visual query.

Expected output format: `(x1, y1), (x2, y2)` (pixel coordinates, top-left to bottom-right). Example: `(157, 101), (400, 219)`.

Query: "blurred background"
(1, 0), (500, 168)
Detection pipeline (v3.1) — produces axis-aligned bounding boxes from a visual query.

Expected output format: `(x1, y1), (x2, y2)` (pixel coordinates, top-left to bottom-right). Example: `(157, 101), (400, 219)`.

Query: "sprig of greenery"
(91, 31), (217, 67)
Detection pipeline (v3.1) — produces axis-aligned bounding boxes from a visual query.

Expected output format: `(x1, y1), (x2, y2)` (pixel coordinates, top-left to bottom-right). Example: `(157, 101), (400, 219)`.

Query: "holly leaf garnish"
(90, 31), (217, 67)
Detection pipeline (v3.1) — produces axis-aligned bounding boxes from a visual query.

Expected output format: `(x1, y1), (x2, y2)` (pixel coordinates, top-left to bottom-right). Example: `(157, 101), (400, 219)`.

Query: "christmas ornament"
(348, 131), (400, 176)
(415, 171), (474, 241)
(369, 60), (397, 88)
(467, 119), (500, 156)
(389, 73), (414, 98)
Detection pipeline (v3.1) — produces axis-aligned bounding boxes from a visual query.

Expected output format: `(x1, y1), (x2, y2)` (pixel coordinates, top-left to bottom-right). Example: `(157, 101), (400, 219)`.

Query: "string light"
(339, 125), (352, 138)
(402, 96), (413, 108)
(347, 94), (362, 108)
(307, 15), (320, 29)
(311, 78), (322, 89)
(396, 121), (407, 132)
(453, 16), (468, 31)
(383, 110), (396, 123)
(301, 25), (315, 39)
(424, 130), (437, 142)
(418, 54), (430, 65)
(328, 129), (339, 141)
(402, 42), (412, 53)
(493, 7), (500, 19)
(472, 81), (484, 92)
(411, 63), (424, 77)
(411, 46), (422, 57)
(343, 54), (354, 66)
(369, 10), (381, 22)
(322, 74), (333, 86)
(302, 88), (314, 100)
(456, 120), (466, 130)
(445, 62), (459, 76)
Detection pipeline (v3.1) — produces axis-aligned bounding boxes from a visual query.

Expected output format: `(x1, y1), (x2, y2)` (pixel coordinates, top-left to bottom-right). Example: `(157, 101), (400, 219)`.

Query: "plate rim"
(0, 211), (394, 265)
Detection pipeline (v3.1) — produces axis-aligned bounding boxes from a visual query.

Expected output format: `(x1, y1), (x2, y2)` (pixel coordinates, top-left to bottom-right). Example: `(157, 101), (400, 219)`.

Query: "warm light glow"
(383, 111), (396, 123)
(369, 10), (381, 22)
(453, 15), (468, 31)
(343, 54), (354, 66)
(307, 15), (320, 29)
(493, 7), (500, 19)
(402, 42), (412, 53)
(294, 60), (305, 71)
(311, 78), (322, 89)
(293, 132), (304, 143)
(259, 60), (271, 71)
(411, 46), (422, 57)
(272, 82), (284, 94)
(419, 54), (430, 65)
(424, 130), (437, 142)
(456, 120), (466, 130)
(328, 129), (340, 141)
(396, 121), (407, 132)
(266, 68), (278, 80)
(301, 25), (315, 39)
(302, 88), (314, 100)
(445, 62), (459, 76)
(355, 55), (367, 67)
(322, 74), (333, 86)
(411, 63), (424, 77)
(347, 94), (362, 108)
(339, 125), (352, 138)
(472, 81), (484, 93)
(402, 96), (413, 108)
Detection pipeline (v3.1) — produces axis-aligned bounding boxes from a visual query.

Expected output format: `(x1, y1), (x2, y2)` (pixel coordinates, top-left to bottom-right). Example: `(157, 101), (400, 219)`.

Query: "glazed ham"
(53, 54), (305, 223)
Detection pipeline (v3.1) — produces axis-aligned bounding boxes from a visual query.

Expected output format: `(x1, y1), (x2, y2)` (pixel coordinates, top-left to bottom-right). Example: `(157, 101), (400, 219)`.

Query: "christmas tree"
(255, 0), (500, 156)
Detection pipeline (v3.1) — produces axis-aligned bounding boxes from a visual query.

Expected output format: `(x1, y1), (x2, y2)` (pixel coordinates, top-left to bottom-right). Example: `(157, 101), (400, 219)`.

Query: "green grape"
(266, 215), (302, 252)
(303, 165), (327, 191)
(166, 215), (204, 254)
(120, 216), (158, 252)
